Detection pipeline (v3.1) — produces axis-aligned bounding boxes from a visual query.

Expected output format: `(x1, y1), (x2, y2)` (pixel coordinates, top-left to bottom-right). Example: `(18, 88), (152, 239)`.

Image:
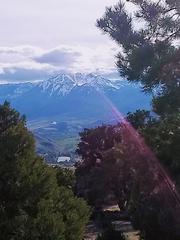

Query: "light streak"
(97, 89), (180, 208)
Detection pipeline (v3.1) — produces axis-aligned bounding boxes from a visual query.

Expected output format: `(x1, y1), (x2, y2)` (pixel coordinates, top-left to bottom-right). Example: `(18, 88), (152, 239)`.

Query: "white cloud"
(0, 44), (118, 82)
(0, 0), (123, 82)
(0, 0), (119, 48)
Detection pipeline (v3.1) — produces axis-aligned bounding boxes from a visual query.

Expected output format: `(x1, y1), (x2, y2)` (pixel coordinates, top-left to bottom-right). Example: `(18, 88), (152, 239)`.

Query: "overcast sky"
(0, 0), (120, 82)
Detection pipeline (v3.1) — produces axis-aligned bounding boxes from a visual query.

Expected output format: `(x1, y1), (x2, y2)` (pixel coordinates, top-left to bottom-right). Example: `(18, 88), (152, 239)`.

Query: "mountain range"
(0, 73), (152, 164)
(0, 73), (151, 120)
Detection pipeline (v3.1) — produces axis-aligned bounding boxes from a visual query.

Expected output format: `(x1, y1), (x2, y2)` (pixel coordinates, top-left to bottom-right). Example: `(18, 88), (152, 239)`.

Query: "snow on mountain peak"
(37, 73), (121, 96)
(38, 74), (75, 96)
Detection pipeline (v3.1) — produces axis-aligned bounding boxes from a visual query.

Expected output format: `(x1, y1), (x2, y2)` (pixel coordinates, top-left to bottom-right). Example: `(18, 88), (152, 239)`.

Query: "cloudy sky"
(0, 0), (120, 82)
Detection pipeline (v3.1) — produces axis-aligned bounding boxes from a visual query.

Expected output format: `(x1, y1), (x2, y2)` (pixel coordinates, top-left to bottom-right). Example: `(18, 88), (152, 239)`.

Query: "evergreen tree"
(97, 0), (180, 115)
(97, 0), (180, 88)
(93, 1), (180, 239)
(96, 0), (180, 194)
(0, 102), (90, 240)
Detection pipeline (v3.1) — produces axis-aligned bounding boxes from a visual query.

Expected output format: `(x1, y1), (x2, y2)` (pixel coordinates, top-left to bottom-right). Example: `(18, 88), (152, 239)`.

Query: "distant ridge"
(0, 73), (151, 120)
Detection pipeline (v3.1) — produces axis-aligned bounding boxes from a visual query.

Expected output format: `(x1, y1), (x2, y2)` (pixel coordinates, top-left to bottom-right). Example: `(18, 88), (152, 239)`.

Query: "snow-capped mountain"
(38, 74), (75, 96)
(0, 72), (152, 162)
(37, 73), (123, 96)
(0, 73), (151, 120)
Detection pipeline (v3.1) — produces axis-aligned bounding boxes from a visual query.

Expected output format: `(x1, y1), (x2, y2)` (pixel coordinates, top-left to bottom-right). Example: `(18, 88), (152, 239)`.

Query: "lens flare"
(97, 89), (180, 208)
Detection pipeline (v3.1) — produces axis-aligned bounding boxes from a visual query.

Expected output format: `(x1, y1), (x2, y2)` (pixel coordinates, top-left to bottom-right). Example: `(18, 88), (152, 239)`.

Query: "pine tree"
(0, 102), (90, 240)
(95, 1), (180, 239)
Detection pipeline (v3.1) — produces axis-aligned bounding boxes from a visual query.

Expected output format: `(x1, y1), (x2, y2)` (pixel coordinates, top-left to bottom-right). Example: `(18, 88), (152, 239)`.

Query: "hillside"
(0, 73), (151, 164)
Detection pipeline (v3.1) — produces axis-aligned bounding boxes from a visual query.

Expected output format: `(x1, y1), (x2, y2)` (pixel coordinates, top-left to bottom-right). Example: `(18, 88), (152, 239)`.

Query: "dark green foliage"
(127, 110), (153, 129)
(97, 2), (180, 239)
(97, 0), (180, 92)
(76, 121), (180, 240)
(56, 167), (76, 190)
(0, 102), (90, 240)
(97, 0), (180, 183)
(97, 0), (180, 118)
(128, 111), (180, 183)
(76, 125), (122, 208)
(76, 125), (122, 169)
(152, 85), (180, 116)
(130, 191), (180, 240)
